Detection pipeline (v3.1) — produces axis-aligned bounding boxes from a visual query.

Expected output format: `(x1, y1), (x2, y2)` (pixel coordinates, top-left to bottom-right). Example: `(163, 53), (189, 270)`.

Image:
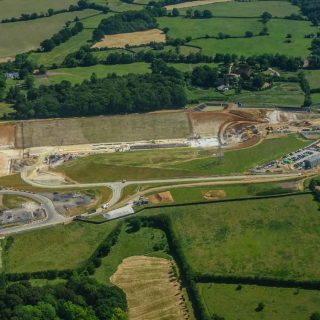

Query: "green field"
(163, 180), (299, 203)
(57, 135), (308, 182)
(3, 221), (117, 273)
(146, 194), (320, 281)
(0, 9), (98, 58)
(312, 93), (320, 106)
(306, 70), (320, 90)
(158, 16), (262, 39)
(190, 19), (315, 57)
(88, 0), (142, 12)
(235, 82), (305, 107)
(178, 0), (301, 18)
(199, 283), (320, 320)
(0, 102), (13, 117)
(169, 62), (219, 72)
(28, 13), (112, 66)
(0, 0), (78, 20)
(34, 62), (150, 85)
(1, 195), (33, 210)
(93, 224), (169, 284)
(187, 82), (305, 107)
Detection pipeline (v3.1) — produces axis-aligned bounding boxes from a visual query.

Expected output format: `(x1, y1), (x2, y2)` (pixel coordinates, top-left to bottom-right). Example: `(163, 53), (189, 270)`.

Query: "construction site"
(1, 106), (320, 181)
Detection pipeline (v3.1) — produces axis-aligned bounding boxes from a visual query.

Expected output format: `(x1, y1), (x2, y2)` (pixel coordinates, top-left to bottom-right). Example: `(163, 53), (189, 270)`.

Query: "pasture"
(158, 16), (262, 39)
(235, 82), (305, 108)
(0, 9), (98, 58)
(94, 225), (168, 284)
(92, 29), (166, 48)
(35, 62), (150, 86)
(178, 0), (301, 17)
(0, 102), (13, 117)
(199, 283), (320, 320)
(306, 70), (320, 90)
(0, 0), (78, 20)
(57, 135), (308, 182)
(189, 19), (316, 57)
(164, 180), (300, 203)
(148, 194), (320, 281)
(312, 93), (320, 106)
(88, 0), (142, 12)
(186, 82), (305, 107)
(28, 13), (111, 66)
(3, 220), (118, 273)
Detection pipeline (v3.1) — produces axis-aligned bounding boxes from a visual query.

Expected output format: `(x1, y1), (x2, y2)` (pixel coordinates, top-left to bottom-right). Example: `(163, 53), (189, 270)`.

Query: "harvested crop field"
(15, 111), (191, 148)
(92, 29), (166, 49)
(111, 256), (188, 320)
(166, 0), (230, 9)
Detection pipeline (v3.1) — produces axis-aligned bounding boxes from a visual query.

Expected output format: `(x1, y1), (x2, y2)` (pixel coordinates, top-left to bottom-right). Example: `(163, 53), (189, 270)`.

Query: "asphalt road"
(0, 171), (304, 235)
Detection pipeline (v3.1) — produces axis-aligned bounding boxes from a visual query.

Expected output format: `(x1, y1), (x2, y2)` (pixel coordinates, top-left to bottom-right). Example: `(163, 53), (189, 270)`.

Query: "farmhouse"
(217, 85), (229, 92)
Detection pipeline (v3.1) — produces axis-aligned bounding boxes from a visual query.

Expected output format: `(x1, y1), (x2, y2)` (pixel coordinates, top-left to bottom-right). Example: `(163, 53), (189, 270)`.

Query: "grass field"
(28, 13), (111, 66)
(190, 19), (316, 57)
(1, 195), (34, 210)
(34, 62), (150, 86)
(57, 135), (308, 182)
(163, 180), (300, 203)
(178, 0), (300, 17)
(312, 93), (320, 106)
(111, 256), (187, 320)
(306, 70), (320, 90)
(235, 83), (305, 108)
(88, 0), (142, 12)
(0, 0), (78, 20)
(4, 220), (118, 273)
(93, 224), (169, 284)
(198, 283), (320, 320)
(0, 9), (98, 58)
(146, 194), (320, 281)
(169, 62), (219, 72)
(158, 16), (262, 39)
(188, 82), (305, 107)
(0, 102), (14, 117)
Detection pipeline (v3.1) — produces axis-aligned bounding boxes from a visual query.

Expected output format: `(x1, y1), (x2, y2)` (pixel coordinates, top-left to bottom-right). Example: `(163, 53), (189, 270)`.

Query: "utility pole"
(216, 145), (224, 164)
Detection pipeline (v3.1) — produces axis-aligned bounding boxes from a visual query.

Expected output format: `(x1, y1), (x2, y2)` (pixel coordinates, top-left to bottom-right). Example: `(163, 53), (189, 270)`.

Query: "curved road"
(0, 190), (66, 235)
(0, 171), (305, 235)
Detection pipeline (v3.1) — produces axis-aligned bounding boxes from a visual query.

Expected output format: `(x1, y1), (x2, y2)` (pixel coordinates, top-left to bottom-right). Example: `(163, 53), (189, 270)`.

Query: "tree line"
(9, 71), (187, 119)
(290, 0), (320, 25)
(64, 45), (303, 72)
(40, 21), (84, 52)
(92, 10), (159, 41)
(0, 276), (127, 320)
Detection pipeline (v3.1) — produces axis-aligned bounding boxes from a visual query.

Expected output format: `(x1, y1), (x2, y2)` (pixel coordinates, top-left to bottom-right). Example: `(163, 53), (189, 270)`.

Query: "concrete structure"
(304, 153), (320, 169)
